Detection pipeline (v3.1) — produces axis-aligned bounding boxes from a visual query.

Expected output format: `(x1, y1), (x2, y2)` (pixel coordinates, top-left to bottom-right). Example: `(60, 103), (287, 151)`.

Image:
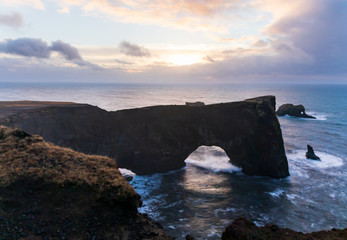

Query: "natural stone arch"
(0, 96), (289, 178)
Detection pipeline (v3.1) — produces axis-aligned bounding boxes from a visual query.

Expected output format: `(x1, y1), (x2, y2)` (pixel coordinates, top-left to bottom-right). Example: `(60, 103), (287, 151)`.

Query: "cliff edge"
(0, 126), (172, 240)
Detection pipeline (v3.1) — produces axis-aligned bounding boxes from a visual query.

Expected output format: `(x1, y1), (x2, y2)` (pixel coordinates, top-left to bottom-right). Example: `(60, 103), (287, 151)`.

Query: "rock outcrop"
(0, 96), (289, 178)
(0, 126), (172, 240)
(306, 144), (320, 160)
(221, 218), (347, 240)
(276, 104), (316, 119)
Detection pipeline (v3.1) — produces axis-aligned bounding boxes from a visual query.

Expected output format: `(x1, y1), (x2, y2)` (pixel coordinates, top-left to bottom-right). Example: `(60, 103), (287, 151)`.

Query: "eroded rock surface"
(0, 96), (289, 178)
(0, 126), (172, 240)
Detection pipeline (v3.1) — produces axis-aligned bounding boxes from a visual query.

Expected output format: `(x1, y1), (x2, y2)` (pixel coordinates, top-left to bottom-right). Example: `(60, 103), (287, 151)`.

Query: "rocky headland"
(276, 104), (316, 119)
(0, 126), (172, 240)
(0, 96), (289, 178)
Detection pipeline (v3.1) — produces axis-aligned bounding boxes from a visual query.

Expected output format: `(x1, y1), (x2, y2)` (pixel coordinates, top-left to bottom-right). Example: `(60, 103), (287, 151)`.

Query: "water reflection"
(131, 146), (292, 239)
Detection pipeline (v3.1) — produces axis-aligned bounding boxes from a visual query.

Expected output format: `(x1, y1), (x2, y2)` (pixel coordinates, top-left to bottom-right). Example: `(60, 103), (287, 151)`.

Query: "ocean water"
(0, 82), (346, 239)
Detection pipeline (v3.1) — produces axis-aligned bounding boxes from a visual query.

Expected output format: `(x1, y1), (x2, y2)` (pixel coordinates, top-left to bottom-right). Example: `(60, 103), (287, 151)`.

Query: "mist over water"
(1, 83), (346, 239)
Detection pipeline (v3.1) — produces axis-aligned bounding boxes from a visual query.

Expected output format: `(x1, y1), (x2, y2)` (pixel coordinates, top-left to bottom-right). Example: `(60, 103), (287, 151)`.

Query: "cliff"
(0, 96), (289, 178)
(0, 126), (172, 239)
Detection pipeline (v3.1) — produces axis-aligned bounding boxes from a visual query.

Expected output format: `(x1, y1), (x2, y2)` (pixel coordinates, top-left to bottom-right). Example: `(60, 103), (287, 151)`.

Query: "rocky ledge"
(0, 126), (172, 240)
(0, 96), (289, 178)
(221, 218), (347, 240)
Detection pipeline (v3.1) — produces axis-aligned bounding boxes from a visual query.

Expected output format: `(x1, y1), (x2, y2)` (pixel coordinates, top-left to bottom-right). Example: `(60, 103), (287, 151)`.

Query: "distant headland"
(0, 96), (288, 178)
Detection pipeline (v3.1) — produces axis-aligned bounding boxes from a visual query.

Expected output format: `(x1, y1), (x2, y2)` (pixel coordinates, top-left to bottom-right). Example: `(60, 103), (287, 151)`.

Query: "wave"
(185, 146), (242, 173)
(306, 111), (328, 121)
(279, 112), (328, 121)
(267, 189), (285, 198)
(287, 150), (344, 169)
(118, 168), (136, 177)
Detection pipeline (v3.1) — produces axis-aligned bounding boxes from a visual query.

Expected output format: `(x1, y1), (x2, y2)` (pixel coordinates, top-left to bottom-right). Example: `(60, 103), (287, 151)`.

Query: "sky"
(0, 0), (346, 84)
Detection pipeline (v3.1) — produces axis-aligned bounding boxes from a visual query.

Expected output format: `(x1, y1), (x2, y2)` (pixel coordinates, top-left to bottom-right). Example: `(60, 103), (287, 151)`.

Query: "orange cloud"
(55, 0), (242, 32)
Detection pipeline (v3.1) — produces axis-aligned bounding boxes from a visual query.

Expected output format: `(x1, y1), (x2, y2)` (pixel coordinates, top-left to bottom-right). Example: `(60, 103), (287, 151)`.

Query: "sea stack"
(306, 144), (320, 160)
(276, 104), (316, 119)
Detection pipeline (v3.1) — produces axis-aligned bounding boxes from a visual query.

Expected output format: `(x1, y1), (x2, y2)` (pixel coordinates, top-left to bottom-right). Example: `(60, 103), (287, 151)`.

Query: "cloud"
(1, 0), (45, 10)
(51, 40), (82, 61)
(115, 59), (133, 65)
(262, 0), (347, 74)
(0, 12), (23, 28)
(0, 38), (100, 69)
(119, 41), (151, 57)
(58, 7), (70, 14)
(0, 38), (51, 58)
(204, 55), (215, 63)
(54, 0), (242, 33)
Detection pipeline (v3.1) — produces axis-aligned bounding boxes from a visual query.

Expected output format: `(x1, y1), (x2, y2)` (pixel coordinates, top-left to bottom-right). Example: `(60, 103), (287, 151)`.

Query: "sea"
(0, 82), (346, 239)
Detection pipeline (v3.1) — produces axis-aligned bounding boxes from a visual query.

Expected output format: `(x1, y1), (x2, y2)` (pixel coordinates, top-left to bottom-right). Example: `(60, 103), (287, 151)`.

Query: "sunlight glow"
(167, 54), (203, 66)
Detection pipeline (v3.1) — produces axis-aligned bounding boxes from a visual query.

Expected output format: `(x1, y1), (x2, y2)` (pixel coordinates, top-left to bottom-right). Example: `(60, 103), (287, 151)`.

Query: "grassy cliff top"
(0, 126), (140, 206)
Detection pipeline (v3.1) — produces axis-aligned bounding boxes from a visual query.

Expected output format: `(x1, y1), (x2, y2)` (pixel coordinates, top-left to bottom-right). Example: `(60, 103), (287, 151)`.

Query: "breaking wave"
(185, 146), (242, 173)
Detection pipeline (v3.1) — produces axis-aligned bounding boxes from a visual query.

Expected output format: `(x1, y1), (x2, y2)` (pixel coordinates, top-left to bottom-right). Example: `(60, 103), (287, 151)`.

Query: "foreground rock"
(0, 126), (172, 240)
(306, 144), (320, 160)
(222, 218), (347, 240)
(0, 96), (289, 178)
(276, 104), (316, 119)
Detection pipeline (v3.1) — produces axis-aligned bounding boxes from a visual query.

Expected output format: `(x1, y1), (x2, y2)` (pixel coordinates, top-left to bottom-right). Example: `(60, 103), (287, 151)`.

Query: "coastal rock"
(0, 126), (173, 240)
(276, 104), (316, 119)
(306, 144), (320, 160)
(0, 96), (289, 178)
(221, 218), (347, 240)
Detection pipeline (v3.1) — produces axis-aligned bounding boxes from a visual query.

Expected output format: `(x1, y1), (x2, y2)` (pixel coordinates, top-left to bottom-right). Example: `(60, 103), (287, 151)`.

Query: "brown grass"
(0, 126), (140, 206)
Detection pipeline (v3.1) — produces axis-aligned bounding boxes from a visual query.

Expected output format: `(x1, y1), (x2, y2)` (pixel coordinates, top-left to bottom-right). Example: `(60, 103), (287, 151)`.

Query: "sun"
(167, 54), (203, 66)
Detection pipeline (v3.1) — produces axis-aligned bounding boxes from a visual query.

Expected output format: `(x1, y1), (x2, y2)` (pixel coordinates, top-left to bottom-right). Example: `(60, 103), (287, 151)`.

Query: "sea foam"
(306, 111), (328, 121)
(287, 150), (344, 169)
(185, 145), (242, 173)
(118, 168), (136, 177)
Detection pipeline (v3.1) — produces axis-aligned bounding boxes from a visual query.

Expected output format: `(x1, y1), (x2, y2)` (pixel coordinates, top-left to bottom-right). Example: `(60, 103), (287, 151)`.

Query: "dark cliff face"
(0, 96), (289, 178)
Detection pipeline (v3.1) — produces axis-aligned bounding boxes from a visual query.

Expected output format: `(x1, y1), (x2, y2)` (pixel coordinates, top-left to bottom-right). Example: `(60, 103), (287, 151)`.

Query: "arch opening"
(184, 145), (242, 173)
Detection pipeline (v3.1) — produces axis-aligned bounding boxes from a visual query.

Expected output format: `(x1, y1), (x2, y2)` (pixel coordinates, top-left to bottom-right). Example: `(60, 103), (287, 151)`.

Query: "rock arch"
(0, 96), (289, 178)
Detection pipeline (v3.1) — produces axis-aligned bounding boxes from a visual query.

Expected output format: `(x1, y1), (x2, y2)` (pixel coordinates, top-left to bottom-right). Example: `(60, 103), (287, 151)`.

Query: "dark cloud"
(51, 40), (82, 61)
(119, 41), (151, 57)
(0, 38), (101, 69)
(0, 12), (23, 28)
(197, 0), (347, 82)
(266, 0), (347, 74)
(0, 38), (51, 58)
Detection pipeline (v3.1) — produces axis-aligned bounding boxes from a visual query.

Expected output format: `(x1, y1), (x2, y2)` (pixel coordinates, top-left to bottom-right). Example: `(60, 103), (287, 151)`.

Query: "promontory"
(0, 96), (289, 178)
